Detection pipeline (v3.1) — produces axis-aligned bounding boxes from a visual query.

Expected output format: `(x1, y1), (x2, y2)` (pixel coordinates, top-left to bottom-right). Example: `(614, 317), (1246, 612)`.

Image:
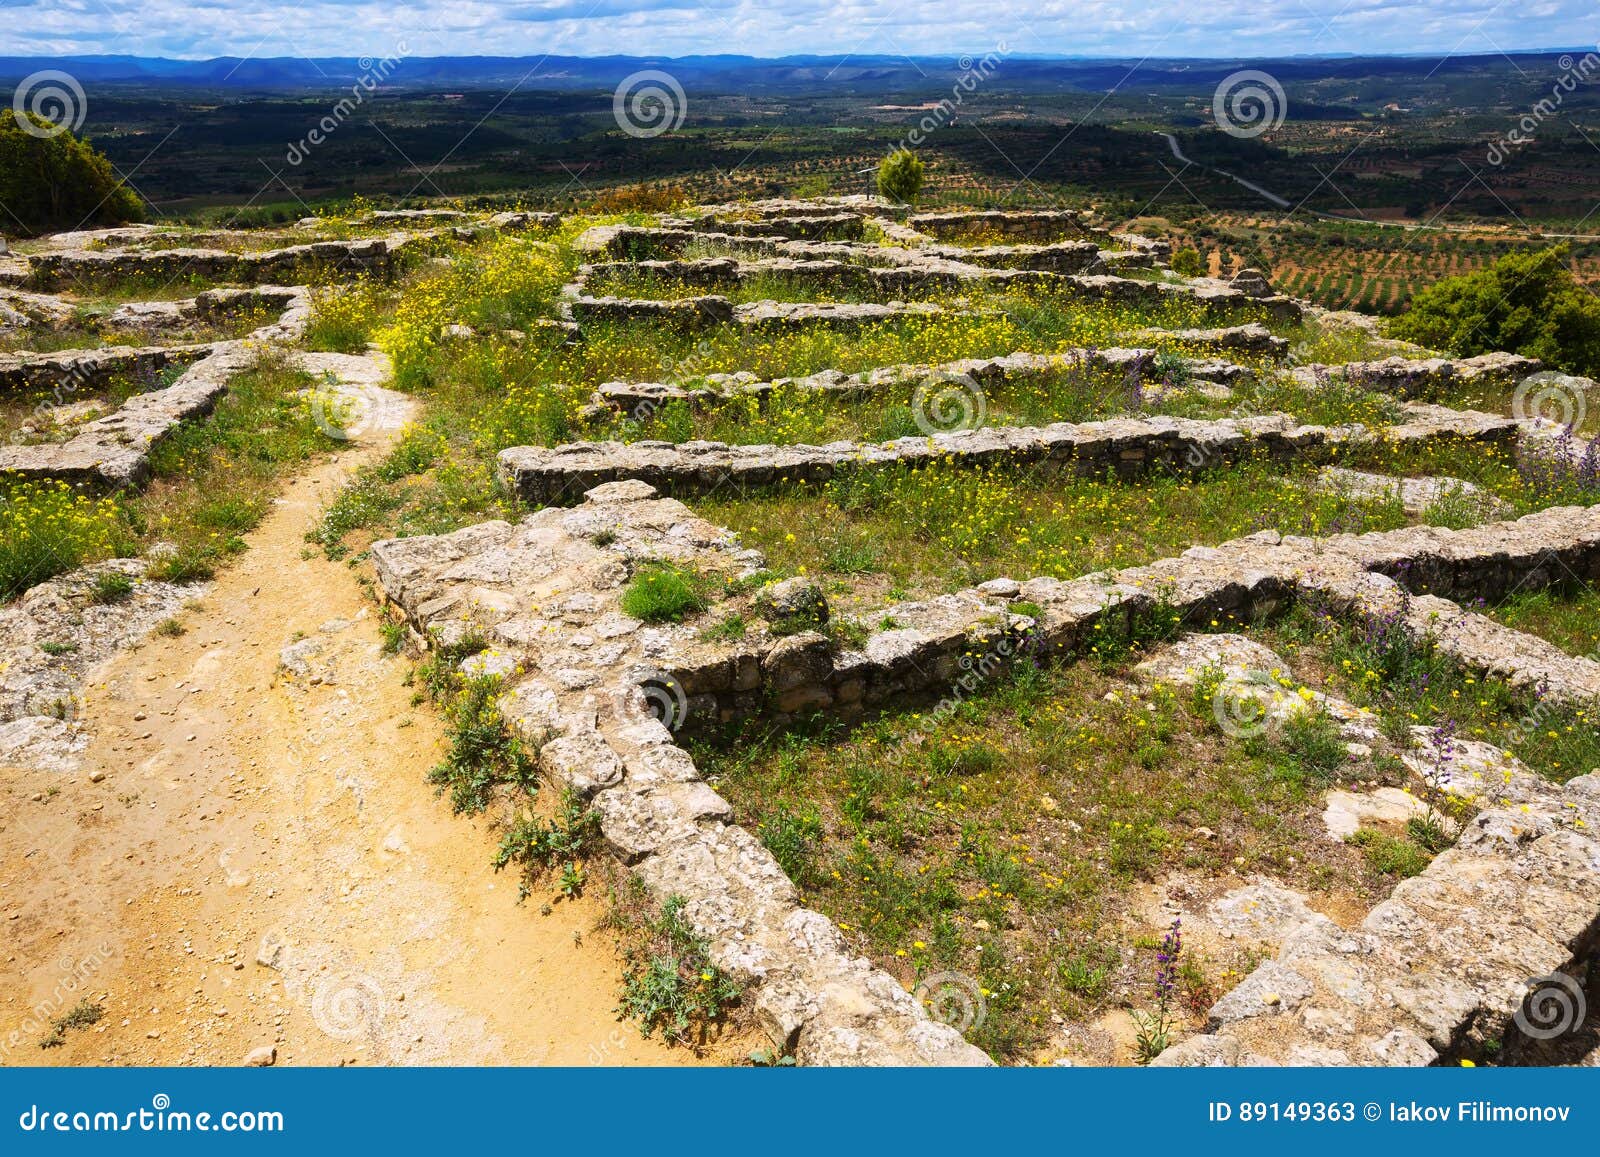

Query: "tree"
(1170, 247), (1204, 277)
(1389, 245), (1600, 376)
(876, 149), (924, 205)
(0, 115), (143, 236)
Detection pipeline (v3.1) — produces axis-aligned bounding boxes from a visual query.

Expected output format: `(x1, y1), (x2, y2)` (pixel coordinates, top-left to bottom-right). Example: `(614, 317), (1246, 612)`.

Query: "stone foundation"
(499, 402), (1518, 507)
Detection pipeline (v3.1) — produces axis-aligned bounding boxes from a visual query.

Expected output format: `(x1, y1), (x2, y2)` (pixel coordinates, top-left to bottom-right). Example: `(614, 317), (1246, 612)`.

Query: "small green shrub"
(1348, 826), (1433, 878)
(1170, 247), (1205, 278)
(378, 618), (406, 654)
(427, 674), (538, 814)
(39, 1000), (104, 1049)
(620, 562), (710, 623)
(700, 614), (747, 642)
(617, 895), (742, 1044)
(877, 149), (925, 204)
(1262, 709), (1350, 785)
(91, 571), (134, 604)
(493, 790), (601, 901)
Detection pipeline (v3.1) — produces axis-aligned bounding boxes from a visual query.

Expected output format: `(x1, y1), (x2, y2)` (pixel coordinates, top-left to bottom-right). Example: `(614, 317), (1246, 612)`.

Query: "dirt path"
(0, 362), (718, 1066)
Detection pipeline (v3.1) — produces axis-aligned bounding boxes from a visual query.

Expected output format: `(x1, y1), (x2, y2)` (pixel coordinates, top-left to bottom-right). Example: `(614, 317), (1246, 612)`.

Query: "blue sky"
(0, 0), (1594, 60)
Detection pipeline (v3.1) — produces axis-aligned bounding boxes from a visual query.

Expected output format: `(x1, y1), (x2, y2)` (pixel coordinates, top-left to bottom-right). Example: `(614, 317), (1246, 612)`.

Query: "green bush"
(493, 790), (601, 901)
(0, 116), (143, 236)
(1388, 245), (1600, 375)
(877, 149), (925, 204)
(1170, 247), (1205, 278)
(427, 674), (538, 814)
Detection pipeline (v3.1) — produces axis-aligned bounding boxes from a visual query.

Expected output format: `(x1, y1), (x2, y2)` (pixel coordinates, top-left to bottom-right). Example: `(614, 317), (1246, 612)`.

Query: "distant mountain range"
(0, 51), (1588, 93)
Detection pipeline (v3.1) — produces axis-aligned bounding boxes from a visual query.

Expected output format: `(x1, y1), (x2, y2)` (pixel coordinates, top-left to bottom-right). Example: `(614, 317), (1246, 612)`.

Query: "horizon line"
(0, 46), (1593, 64)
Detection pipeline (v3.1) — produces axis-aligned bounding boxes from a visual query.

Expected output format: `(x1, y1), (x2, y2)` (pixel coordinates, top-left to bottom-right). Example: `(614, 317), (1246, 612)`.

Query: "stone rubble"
(0, 559), (206, 772)
(1315, 466), (1511, 520)
(24, 234), (428, 290)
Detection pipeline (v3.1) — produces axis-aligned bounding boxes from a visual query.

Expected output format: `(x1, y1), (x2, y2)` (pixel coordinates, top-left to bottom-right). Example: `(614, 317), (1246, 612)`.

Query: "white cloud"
(0, 0), (1594, 60)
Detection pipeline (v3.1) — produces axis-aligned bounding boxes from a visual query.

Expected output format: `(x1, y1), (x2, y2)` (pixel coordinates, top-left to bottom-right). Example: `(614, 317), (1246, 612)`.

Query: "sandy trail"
(0, 362), (712, 1066)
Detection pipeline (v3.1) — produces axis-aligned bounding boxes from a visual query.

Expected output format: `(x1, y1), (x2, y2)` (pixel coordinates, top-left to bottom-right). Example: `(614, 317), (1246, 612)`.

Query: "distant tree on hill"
(1389, 245), (1600, 376)
(0, 115), (143, 236)
(877, 149), (924, 205)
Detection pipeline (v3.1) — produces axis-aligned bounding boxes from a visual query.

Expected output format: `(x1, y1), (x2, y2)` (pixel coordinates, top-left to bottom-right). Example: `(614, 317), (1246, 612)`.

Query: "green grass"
(1265, 599), (1600, 785)
(699, 456), (1409, 605)
(1481, 586), (1600, 658)
(302, 283), (387, 352)
(619, 562), (713, 623)
(692, 656), (1392, 1061)
(1348, 826), (1435, 878)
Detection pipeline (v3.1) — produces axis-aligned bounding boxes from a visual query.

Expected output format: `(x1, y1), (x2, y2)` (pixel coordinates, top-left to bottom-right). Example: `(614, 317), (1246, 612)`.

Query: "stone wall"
(0, 344), (213, 395)
(1290, 352), (1544, 396)
(26, 236), (413, 290)
(908, 209), (1111, 245)
(566, 294), (952, 332)
(567, 222), (1301, 322)
(369, 481), (991, 1066)
(499, 403), (1519, 507)
(0, 288), (313, 489)
(588, 342), (1272, 418)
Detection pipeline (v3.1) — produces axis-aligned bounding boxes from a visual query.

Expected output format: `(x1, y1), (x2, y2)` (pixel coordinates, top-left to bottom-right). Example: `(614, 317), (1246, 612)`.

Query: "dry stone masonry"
(373, 452), (1600, 1066)
(499, 402), (1521, 507)
(0, 288), (314, 489)
(8, 200), (1598, 1067)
